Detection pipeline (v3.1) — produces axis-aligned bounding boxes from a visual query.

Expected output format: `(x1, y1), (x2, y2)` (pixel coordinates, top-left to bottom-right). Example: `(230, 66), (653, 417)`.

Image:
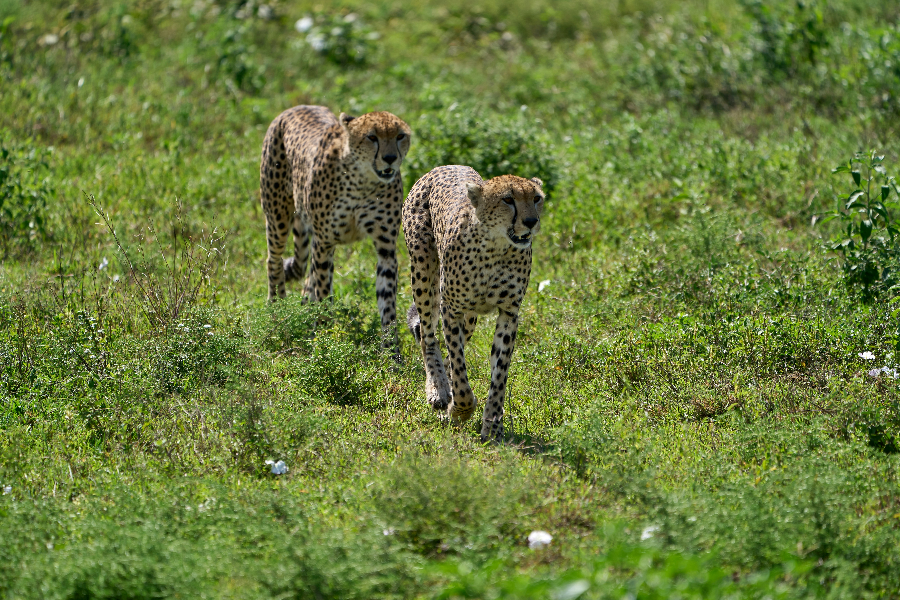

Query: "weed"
(89, 194), (225, 331)
(818, 151), (900, 297)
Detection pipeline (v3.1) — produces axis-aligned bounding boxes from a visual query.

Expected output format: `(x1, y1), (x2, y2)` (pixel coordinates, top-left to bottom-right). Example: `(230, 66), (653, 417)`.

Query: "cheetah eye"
(397, 133), (406, 140)
(367, 135), (378, 143)
(502, 197), (515, 205)
(535, 196), (544, 203)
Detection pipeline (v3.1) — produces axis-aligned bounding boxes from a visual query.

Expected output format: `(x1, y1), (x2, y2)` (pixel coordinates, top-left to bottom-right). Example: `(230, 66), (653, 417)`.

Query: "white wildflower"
(266, 459), (288, 475)
(295, 16), (314, 33)
(98, 257), (108, 270)
(641, 525), (658, 540)
(2, 485), (10, 495)
(859, 351), (876, 361)
(343, 13), (358, 23)
(41, 33), (59, 46)
(528, 530), (552, 549)
(538, 279), (551, 293)
(868, 366), (899, 379)
(382, 528), (395, 536)
(257, 5), (273, 20)
(307, 33), (326, 52)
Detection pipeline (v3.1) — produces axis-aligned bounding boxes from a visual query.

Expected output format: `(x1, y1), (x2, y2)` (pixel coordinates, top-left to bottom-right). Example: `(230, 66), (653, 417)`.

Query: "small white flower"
(98, 257), (109, 270)
(343, 13), (358, 23)
(78, 77), (84, 88)
(295, 16), (314, 33)
(868, 366), (899, 379)
(382, 528), (395, 536)
(2, 485), (10, 495)
(41, 33), (59, 46)
(112, 274), (119, 282)
(538, 279), (551, 293)
(266, 459), (288, 475)
(641, 525), (658, 540)
(257, 4), (273, 20)
(859, 351), (876, 361)
(528, 530), (552, 549)
(307, 33), (326, 52)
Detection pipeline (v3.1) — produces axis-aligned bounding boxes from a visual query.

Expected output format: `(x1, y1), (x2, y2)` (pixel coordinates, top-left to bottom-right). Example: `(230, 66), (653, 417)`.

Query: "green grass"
(3, 0), (900, 597)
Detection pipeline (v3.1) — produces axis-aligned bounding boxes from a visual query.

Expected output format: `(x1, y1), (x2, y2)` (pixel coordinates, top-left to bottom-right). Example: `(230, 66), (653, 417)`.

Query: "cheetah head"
(466, 175), (545, 248)
(340, 111), (412, 184)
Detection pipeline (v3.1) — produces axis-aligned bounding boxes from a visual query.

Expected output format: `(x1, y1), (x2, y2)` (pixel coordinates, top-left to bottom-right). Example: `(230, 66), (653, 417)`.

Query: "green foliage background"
(2, 0), (900, 597)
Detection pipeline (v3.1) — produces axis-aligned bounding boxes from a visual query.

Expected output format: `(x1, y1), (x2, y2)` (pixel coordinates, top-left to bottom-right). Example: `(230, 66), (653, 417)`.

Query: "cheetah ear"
(530, 177), (544, 189)
(466, 182), (483, 208)
(339, 113), (356, 131)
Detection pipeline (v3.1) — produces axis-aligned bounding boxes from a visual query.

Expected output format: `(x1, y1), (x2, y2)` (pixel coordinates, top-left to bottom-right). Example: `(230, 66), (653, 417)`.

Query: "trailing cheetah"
(260, 105), (411, 354)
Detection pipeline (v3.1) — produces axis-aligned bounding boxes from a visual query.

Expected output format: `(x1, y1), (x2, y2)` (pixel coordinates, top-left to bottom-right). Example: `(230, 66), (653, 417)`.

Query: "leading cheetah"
(403, 165), (544, 442)
(260, 105), (411, 354)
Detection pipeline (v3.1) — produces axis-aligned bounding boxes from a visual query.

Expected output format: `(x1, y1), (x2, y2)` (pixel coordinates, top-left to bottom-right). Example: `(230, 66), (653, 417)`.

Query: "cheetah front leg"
(480, 309), (519, 442)
(443, 306), (478, 424)
(373, 236), (400, 361)
(304, 238), (336, 302)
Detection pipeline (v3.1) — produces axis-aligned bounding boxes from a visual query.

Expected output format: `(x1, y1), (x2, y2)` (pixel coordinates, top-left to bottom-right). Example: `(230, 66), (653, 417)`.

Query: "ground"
(1, 1), (900, 598)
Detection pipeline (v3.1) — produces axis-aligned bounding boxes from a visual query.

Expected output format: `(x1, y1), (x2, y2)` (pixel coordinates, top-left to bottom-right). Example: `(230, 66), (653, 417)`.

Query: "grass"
(2, 0), (900, 597)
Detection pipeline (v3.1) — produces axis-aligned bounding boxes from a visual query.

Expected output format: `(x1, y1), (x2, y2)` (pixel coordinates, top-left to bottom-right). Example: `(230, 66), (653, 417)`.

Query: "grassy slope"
(2, 0), (900, 598)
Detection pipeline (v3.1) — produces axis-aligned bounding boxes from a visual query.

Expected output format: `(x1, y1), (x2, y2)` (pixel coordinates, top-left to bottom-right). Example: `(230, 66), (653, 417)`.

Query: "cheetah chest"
(440, 246), (531, 315)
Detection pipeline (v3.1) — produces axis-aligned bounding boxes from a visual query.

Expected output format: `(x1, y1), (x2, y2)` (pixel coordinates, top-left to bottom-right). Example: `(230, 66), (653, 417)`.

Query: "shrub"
(214, 24), (266, 95)
(740, 0), (829, 79)
(404, 106), (559, 195)
(371, 451), (537, 556)
(294, 12), (379, 66)
(0, 133), (53, 258)
(296, 327), (378, 407)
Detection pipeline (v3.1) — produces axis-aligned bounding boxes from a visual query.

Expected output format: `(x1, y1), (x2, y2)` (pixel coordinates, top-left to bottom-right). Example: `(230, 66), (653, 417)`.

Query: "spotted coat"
(403, 165), (544, 442)
(260, 105), (411, 354)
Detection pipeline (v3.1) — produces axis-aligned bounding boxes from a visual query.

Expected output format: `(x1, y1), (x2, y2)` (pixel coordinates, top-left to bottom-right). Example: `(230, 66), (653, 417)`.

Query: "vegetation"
(2, 0), (900, 597)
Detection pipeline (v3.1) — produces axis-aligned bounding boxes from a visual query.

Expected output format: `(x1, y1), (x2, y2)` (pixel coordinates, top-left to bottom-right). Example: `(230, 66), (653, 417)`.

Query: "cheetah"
(260, 105), (411, 353)
(403, 165), (544, 442)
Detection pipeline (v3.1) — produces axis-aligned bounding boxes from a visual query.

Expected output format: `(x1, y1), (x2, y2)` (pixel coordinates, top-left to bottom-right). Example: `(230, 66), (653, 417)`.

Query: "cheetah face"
(467, 175), (545, 248)
(340, 111), (412, 184)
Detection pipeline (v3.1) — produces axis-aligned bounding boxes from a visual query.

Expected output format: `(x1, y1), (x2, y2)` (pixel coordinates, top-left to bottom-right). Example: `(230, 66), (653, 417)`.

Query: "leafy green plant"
(0, 134), (52, 258)
(740, 0), (829, 79)
(0, 16), (13, 69)
(432, 539), (816, 600)
(405, 106), (559, 194)
(295, 12), (379, 66)
(817, 151), (900, 296)
(215, 24), (266, 95)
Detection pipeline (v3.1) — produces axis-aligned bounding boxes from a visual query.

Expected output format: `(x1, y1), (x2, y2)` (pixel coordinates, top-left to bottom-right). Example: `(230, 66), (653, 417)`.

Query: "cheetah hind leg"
(407, 305), (451, 412)
(283, 217), (311, 283)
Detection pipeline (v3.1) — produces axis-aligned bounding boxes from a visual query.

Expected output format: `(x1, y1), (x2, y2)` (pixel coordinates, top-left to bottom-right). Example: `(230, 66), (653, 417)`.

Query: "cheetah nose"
(383, 154), (398, 165)
(523, 217), (539, 229)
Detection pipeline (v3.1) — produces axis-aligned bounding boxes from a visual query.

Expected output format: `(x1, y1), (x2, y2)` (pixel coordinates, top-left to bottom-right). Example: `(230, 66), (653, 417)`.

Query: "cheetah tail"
(406, 304), (421, 344)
